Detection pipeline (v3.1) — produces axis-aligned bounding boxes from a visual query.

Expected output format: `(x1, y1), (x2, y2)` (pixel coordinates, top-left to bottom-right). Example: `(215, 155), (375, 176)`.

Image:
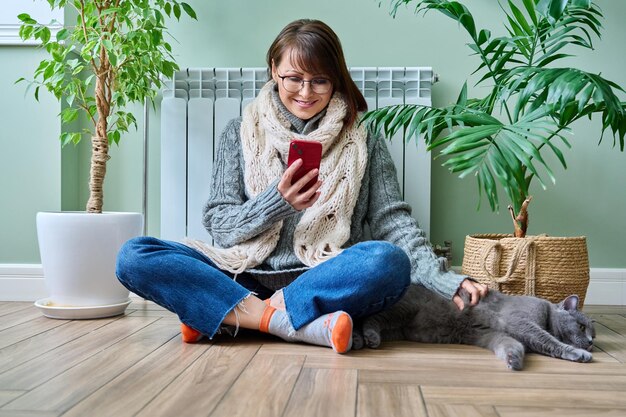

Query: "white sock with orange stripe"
(259, 307), (353, 354)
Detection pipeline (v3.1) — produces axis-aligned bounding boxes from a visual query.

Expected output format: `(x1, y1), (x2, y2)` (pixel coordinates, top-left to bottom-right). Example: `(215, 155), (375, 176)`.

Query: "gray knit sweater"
(202, 92), (467, 299)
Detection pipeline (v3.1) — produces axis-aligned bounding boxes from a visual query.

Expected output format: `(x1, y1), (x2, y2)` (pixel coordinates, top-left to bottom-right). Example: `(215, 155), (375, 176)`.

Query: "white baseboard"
(0, 264), (48, 302)
(585, 268), (626, 306)
(2, 264), (626, 305)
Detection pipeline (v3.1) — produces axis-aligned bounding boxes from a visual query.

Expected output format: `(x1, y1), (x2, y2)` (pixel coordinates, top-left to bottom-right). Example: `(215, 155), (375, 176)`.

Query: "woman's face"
(271, 50), (334, 120)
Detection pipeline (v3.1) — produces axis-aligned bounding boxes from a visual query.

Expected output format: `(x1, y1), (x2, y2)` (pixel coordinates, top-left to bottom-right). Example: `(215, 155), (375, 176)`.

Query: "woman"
(116, 19), (486, 354)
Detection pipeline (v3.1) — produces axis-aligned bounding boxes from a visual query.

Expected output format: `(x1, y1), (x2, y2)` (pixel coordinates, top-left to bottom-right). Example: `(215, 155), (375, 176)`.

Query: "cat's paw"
(352, 329), (364, 350)
(363, 328), (382, 349)
(505, 346), (525, 371)
(573, 348), (593, 363)
(495, 341), (525, 371)
(563, 348), (593, 363)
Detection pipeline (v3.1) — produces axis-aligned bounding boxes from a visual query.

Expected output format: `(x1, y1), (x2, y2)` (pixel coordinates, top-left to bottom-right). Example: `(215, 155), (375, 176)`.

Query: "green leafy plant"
(363, 0), (625, 237)
(17, 0), (196, 213)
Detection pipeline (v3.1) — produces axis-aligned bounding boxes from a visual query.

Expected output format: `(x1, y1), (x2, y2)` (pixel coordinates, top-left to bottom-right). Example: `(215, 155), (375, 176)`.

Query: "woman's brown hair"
(266, 19), (367, 128)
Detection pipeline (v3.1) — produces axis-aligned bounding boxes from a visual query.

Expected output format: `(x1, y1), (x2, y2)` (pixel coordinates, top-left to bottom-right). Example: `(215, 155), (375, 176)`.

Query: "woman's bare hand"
(277, 159), (322, 211)
(453, 279), (488, 310)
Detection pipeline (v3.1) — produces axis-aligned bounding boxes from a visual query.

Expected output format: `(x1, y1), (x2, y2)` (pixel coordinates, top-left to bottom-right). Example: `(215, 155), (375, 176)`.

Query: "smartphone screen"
(287, 140), (322, 192)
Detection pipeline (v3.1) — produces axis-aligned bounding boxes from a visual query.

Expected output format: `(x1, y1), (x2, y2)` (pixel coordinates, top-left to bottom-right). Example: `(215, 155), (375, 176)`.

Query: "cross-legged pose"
(116, 19), (487, 353)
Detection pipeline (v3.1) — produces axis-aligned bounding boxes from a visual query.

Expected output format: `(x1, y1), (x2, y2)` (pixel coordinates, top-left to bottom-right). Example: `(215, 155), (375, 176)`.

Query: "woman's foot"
(261, 308), (353, 353)
(180, 323), (203, 343)
(181, 299), (354, 354)
(264, 289), (286, 311)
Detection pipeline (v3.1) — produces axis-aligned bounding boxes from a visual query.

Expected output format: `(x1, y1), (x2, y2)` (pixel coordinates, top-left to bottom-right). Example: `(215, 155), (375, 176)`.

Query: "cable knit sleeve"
(202, 118), (298, 248)
(366, 134), (467, 300)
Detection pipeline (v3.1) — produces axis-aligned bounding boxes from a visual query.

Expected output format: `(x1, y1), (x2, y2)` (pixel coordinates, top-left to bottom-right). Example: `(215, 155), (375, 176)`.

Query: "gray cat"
(353, 284), (595, 370)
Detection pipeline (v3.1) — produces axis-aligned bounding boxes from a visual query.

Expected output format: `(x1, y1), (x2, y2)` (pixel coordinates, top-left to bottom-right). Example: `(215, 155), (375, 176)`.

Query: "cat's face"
(553, 295), (595, 351)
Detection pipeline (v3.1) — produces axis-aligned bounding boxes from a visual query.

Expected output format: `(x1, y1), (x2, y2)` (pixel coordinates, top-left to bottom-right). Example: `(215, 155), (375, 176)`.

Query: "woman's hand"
(277, 158), (322, 211)
(453, 279), (488, 310)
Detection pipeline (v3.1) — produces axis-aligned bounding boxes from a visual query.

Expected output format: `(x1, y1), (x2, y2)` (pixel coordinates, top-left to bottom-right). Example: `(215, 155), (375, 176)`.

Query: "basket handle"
(479, 238), (538, 296)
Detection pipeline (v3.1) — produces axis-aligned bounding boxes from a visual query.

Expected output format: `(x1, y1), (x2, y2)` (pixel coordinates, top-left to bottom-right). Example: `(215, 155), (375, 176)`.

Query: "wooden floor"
(0, 301), (625, 417)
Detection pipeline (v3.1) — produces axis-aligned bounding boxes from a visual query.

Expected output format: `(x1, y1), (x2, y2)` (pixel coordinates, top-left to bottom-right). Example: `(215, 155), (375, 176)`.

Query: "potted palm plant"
(18, 0), (196, 318)
(363, 0), (625, 306)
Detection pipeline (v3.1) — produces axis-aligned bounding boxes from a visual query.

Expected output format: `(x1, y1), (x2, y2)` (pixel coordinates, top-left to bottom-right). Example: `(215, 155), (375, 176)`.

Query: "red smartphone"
(287, 139), (322, 192)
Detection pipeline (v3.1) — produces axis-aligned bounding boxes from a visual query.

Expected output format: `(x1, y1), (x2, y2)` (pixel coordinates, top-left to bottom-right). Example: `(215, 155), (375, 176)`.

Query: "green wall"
(0, 47), (61, 263)
(2, 0), (625, 267)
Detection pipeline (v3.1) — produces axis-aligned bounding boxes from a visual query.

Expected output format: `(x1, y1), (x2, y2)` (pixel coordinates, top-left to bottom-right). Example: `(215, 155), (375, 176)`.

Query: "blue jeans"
(116, 237), (410, 338)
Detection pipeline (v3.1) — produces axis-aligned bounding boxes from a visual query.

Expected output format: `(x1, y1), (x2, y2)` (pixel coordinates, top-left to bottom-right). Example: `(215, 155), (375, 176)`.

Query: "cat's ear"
(559, 295), (579, 311)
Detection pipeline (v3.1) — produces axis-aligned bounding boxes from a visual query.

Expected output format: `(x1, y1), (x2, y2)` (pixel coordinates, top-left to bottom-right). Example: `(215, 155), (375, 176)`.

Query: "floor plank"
(0, 316), (157, 390)
(593, 322), (626, 363)
(593, 314), (626, 336)
(0, 316), (67, 350)
(305, 349), (502, 370)
(0, 308), (44, 333)
(0, 318), (115, 374)
(135, 343), (260, 417)
(62, 336), (210, 417)
(2, 321), (178, 413)
(427, 404), (500, 417)
(209, 353), (305, 417)
(0, 411), (59, 417)
(359, 368), (626, 391)
(357, 383), (427, 417)
(0, 391), (24, 408)
(421, 386), (626, 409)
(262, 341), (496, 359)
(283, 368), (357, 417)
(305, 349), (626, 375)
(496, 406), (626, 417)
(0, 303), (32, 318)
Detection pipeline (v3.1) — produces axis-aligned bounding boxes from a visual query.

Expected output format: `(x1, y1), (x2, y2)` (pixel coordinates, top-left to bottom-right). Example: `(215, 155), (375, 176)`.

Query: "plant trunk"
(86, 135), (109, 213)
(508, 196), (532, 238)
(86, 73), (111, 213)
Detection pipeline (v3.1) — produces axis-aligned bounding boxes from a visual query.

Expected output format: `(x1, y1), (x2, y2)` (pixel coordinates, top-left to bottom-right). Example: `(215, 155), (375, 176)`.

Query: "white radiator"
(160, 67), (435, 242)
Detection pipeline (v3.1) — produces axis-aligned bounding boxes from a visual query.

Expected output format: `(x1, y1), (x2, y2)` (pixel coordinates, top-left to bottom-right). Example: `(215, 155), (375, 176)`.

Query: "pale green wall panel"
(100, 103), (144, 214)
(61, 105), (81, 212)
(0, 47), (61, 263)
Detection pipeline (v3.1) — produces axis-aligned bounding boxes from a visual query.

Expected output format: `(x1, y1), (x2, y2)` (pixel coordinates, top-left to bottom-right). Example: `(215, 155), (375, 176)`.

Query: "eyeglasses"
(276, 73), (332, 94)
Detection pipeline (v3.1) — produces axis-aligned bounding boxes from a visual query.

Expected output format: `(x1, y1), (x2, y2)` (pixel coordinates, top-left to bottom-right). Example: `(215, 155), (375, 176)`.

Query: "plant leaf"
(537, 0), (568, 22)
(181, 2), (197, 19)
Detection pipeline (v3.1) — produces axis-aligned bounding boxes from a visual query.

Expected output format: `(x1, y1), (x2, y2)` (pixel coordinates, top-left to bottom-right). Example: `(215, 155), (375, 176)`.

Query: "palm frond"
(377, 0), (624, 213)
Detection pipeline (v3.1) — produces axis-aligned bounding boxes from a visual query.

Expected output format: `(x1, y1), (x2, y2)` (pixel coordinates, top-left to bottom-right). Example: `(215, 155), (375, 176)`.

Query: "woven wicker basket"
(461, 234), (590, 308)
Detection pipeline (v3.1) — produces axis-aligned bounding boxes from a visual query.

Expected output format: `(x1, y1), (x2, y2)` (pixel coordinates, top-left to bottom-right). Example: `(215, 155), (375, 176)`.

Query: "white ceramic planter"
(36, 212), (143, 317)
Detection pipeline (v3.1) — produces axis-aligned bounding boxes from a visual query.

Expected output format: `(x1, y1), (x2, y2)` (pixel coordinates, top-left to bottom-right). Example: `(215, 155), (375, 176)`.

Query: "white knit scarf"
(185, 82), (368, 274)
